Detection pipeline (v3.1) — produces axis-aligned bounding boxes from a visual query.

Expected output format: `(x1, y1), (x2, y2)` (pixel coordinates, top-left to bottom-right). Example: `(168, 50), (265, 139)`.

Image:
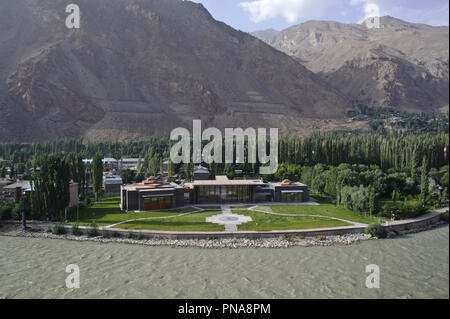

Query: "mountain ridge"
(252, 16), (449, 112)
(0, 0), (359, 142)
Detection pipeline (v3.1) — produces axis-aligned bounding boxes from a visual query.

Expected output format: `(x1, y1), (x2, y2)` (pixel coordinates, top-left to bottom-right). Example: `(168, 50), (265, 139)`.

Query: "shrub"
(317, 235), (326, 241)
(53, 224), (67, 235)
(366, 223), (387, 239)
(137, 232), (144, 240)
(102, 229), (110, 238)
(111, 231), (121, 238)
(86, 223), (99, 237)
(380, 201), (427, 220)
(126, 231), (135, 239)
(71, 224), (82, 236)
(12, 204), (21, 220)
(0, 206), (12, 220)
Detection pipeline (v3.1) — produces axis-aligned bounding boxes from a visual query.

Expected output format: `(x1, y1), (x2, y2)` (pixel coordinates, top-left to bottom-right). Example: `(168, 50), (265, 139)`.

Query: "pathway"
(105, 207), (205, 228)
(248, 206), (368, 226)
(205, 205), (253, 232)
(222, 206), (237, 232)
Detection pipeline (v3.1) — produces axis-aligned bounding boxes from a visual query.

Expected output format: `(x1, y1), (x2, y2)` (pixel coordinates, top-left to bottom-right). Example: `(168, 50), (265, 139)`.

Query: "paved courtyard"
(205, 206), (253, 232)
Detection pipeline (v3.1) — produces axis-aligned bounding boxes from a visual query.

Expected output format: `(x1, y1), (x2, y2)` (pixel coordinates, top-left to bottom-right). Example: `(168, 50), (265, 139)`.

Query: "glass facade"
(143, 196), (173, 210)
(197, 185), (252, 203)
(282, 192), (303, 202)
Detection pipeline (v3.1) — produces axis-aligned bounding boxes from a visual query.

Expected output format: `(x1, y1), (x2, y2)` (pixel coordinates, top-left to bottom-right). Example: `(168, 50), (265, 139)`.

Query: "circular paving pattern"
(206, 213), (253, 226)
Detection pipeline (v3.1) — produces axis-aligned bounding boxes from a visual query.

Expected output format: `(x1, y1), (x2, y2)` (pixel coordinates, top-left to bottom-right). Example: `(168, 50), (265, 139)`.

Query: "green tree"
(92, 153), (103, 201)
(368, 185), (376, 216)
(120, 169), (135, 184)
(420, 156), (429, 207)
(0, 165), (6, 178)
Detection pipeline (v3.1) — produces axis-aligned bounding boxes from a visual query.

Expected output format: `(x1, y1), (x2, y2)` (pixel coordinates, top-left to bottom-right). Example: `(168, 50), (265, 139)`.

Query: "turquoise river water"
(0, 226), (448, 299)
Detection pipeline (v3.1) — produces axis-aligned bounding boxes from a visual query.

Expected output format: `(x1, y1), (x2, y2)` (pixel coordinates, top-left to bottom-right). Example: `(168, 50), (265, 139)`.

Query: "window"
(282, 192), (303, 202)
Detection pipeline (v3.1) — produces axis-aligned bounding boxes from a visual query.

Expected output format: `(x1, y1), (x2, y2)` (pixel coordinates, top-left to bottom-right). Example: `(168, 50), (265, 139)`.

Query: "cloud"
(238, 0), (449, 26)
(239, 0), (330, 23)
(349, 0), (381, 22)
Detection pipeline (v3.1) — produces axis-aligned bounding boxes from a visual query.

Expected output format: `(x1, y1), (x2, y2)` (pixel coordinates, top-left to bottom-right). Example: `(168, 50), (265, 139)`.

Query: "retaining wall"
(63, 207), (448, 240)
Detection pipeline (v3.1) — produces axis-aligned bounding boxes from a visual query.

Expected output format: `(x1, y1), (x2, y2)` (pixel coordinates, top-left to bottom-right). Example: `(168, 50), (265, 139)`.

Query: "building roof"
(104, 178), (123, 185)
(102, 158), (118, 163)
(103, 175), (123, 185)
(187, 176), (265, 187)
(3, 180), (32, 191)
(0, 178), (14, 186)
(270, 181), (307, 187)
(123, 178), (182, 191)
(120, 158), (140, 163)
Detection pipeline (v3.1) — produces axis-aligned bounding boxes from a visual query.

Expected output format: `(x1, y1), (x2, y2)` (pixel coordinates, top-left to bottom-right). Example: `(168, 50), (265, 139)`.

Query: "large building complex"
(121, 175), (309, 212)
(121, 178), (184, 211)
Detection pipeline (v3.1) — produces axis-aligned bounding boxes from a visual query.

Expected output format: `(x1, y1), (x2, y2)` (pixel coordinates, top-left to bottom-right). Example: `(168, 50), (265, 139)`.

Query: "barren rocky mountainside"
(0, 0), (359, 142)
(253, 16), (449, 113)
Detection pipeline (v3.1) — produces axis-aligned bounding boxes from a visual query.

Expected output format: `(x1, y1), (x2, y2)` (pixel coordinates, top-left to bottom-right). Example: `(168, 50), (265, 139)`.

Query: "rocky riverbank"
(1, 216), (447, 249)
(387, 220), (448, 237)
(0, 223), (373, 248)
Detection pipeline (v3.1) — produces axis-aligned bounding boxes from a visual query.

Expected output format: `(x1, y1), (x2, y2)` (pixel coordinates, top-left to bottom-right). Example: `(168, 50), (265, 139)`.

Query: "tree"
(391, 189), (401, 202)
(411, 148), (419, 184)
(19, 193), (32, 231)
(29, 155), (71, 220)
(168, 159), (173, 180)
(0, 165), (6, 178)
(368, 185), (376, 216)
(9, 165), (15, 179)
(92, 153), (103, 201)
(420, 156), (429, 207)
(120, 169), (135, 184)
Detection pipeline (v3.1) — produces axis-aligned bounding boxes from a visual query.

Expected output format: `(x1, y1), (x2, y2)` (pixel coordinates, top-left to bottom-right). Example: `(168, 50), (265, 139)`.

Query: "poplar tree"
(92, 152), (103, 201)
(420, 156), (429, 207)
(368, 185), (376, 216)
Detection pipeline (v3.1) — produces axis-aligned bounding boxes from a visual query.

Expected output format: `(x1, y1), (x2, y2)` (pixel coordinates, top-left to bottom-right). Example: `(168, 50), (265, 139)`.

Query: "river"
(0, 226), (448, 299)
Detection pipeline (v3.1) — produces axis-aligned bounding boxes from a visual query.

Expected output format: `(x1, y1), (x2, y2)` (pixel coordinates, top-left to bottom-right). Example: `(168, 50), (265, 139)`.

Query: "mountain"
(0, 0), (355, 142)
(250, 28), (279, 42)
(253, 16), (449, 112)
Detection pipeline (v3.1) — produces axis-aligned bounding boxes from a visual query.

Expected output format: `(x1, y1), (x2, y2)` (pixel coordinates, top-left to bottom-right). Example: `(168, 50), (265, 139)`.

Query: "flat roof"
(121, 158), (140, 162)
(281, 190), (304, 193)
(104, 178), (123, 185)
(123, 183), (182, 191)
(4, 181), (31, 191)
(188, 176), (265, 186)
(271, 182), (308, 187)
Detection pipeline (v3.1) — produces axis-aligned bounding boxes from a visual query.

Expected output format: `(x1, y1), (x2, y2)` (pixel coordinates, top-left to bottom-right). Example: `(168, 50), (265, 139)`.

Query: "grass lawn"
(112, 211), (225, 231)
(261, 203), (381, 224)
(234, 210), (351, 231)
(67, 197), (380, 232)
(68, 197), (184, 227)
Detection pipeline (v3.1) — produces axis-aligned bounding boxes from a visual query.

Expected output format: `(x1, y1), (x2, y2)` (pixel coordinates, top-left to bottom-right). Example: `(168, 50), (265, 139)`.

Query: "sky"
(190, 0), (449, 32)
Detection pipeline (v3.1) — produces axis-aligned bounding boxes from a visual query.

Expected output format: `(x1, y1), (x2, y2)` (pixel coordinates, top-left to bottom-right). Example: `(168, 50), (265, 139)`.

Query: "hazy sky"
(191, 0), (449, 32)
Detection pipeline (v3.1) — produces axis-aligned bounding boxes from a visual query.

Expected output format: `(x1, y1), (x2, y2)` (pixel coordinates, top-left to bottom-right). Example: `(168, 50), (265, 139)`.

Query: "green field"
(234, 209), (351, 231)
(263, 203), (381, 224)
(67, 197), (379, 232)
(112, 211), (225, 231)
(68, 197), (185, 227)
